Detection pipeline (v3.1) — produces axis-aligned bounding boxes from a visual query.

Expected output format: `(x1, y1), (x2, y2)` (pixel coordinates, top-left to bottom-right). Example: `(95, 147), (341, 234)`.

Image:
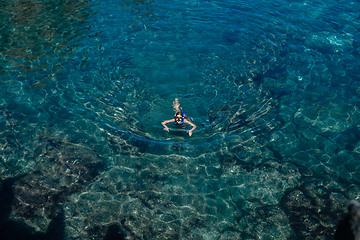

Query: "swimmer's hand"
(164, 126), (169, 132)
(188, 130), (193, 136)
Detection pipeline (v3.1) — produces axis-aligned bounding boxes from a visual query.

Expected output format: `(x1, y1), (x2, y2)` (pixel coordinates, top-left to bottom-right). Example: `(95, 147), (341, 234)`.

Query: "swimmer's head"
(174, 112), (183, 123)
(174, 111), (188, 124)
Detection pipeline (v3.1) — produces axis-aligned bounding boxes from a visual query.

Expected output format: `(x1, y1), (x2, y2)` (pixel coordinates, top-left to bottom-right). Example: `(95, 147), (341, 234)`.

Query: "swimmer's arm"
(161, 119), (174, 132)
(184, 119), (196, 136)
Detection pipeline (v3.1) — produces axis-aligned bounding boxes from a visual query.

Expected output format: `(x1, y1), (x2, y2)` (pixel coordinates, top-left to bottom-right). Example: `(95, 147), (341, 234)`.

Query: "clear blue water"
(1, 0), (360, 239)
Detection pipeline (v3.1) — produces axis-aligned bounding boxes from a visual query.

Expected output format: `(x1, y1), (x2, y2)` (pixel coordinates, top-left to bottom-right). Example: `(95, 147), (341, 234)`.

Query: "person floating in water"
(161, 98), (196, 136)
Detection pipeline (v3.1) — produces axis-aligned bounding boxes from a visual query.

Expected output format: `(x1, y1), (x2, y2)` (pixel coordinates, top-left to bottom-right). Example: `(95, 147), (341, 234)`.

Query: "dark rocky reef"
(335, 200), (360, 240)
(0, 177), (65, 240)
(0, 137), (106, 238)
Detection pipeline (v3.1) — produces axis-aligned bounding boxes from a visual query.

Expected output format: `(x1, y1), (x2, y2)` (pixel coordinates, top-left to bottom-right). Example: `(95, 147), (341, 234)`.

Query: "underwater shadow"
(103, 223), (126, 240)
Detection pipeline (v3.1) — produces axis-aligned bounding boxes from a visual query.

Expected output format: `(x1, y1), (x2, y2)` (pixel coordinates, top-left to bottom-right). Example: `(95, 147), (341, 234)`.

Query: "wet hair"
(174, 112), (188, 118)
(174, 112), (182, 117)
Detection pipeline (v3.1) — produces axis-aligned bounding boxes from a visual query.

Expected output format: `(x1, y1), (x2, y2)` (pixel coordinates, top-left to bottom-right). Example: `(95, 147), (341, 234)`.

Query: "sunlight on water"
(1, 0), (360, 239)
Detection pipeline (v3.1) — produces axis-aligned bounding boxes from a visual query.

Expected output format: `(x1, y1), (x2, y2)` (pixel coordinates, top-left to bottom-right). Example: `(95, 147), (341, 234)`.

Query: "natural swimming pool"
(1, 0), (360, 239)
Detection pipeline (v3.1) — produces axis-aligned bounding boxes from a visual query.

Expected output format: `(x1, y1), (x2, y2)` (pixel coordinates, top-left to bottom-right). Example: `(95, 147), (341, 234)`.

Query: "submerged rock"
(335, 200), (360, 240)
(0, 177), (66, 240)
(8, 140), (105, 233)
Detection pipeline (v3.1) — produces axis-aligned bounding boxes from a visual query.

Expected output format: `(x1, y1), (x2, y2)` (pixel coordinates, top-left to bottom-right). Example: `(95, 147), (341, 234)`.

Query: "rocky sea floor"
(1, 113), (359, 239)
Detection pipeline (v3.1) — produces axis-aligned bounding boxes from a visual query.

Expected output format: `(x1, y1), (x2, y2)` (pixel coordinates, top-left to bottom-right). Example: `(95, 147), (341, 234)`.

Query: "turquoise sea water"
(1, 0), (360, 239)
